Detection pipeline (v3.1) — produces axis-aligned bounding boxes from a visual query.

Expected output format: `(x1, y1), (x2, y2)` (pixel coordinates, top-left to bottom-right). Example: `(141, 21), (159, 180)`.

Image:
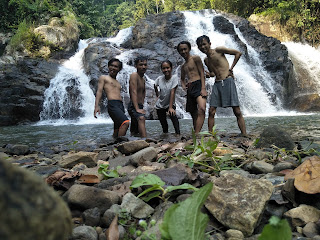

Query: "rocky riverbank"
(1, 126), (320, 240)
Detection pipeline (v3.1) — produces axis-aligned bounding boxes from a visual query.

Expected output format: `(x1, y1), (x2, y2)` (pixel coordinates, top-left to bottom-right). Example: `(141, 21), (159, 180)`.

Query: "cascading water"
(39, 10), (319, 126)
(183, 10), (282, 116)
(283, 42), (320, 94)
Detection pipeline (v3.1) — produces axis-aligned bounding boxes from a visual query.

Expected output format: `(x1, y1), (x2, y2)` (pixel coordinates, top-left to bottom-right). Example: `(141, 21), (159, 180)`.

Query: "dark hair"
(196, 35), (211, 46)
(134, 56), (148, 65)
(160, 60), (173, 69)
(108, 58), (123, 71)
(177, 41), (191, 52)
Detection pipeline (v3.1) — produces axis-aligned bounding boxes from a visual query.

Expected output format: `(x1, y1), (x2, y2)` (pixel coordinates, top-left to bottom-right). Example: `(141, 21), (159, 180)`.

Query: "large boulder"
(0, 158), (72, 240)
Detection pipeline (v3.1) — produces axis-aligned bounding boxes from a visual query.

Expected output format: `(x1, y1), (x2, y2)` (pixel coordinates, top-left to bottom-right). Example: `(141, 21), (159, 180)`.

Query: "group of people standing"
(94, 35), (247, 139)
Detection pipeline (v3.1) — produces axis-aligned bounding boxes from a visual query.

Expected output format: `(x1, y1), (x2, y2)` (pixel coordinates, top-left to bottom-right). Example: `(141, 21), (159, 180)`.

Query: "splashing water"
(183, 10), (282, 116)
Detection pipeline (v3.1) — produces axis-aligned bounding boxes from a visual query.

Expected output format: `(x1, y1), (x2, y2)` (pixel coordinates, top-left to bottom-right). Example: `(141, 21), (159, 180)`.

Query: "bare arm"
(168, 86), (177, 116)
(94, 76), (105, 118)
(194, 56), (207, 97)
(180, 65), (187, 91)
(216, 47), (242, 76)
(129, 73), (145, 114)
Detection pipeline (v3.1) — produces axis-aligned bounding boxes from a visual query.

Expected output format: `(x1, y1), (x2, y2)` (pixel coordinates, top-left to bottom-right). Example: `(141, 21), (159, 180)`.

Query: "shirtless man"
(94, 58), (129, 137)
(177, 41), (207, 134)
(196, 35), (247, 136)
(127, 56), (147, 138)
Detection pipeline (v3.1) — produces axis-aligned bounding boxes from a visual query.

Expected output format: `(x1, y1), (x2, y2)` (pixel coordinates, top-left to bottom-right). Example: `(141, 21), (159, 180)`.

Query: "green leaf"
(160, 204), (179, 239)
(130, 173), (165, 189)
(137, 185), (162, 198)
(259, 216), (292, 240)
(141, 191), (162, 202)
(166, 183), (199, 193)
(160, 182), (213, 240)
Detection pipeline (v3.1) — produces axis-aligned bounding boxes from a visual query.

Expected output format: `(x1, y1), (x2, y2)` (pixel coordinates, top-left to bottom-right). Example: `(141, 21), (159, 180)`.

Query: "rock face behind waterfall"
(0, 59), (59, 126)
(83, 10), (293, 119)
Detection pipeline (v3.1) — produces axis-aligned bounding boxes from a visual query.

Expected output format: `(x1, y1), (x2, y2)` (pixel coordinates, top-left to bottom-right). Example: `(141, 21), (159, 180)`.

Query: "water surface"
(1, 114), (319, 149)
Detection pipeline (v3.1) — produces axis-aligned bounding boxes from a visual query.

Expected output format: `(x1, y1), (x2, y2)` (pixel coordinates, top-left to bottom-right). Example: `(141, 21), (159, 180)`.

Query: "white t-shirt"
(154, 74), (179, 109)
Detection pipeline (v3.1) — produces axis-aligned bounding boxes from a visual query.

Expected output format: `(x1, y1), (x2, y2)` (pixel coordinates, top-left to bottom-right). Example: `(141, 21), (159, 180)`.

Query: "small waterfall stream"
(39, 10), (320, 125)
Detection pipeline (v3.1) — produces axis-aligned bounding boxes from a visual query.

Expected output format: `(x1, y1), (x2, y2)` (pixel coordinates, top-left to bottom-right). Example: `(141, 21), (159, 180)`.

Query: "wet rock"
(130, 146), (158, 166)
(256, 125), (295, 150)
(0, 159), (72, 240)
(82, 207), (101, 227)
(121, 193), (154, 219)
(251, 160), (274, 174)
(205, 173), (274, 236)
(152, 164), (189, 185)
(108, 155), (131, 169)
(284, 204), (320, 227)
(95, 150), (113, 161)
(302, 222), (319, 238)
(101, 204), (121, 228)
(117, 140), (150, 155)
(226, 229), (244, 239)
(65, 184), (120, 212)
(70, 225), (98, 240)
(59, 151), (98, 168)
(5, 144), (30, 155)
(273, 161), (295, 172)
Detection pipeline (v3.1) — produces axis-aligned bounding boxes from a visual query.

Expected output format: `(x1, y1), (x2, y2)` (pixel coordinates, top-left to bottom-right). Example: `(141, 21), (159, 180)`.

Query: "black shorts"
(127, 101), (145, 120)
(186, 80), (201, 113)
(107, 100), (129, 130)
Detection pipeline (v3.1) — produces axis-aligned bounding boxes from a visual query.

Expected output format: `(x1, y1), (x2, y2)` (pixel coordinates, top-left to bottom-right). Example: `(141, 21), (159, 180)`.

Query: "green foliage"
(160, 182), (213, 240)
(98, 164), (120, 179)
(169, 127), (238, 173)
(130, 173), (198, 202)
(258, 216), (292, 240)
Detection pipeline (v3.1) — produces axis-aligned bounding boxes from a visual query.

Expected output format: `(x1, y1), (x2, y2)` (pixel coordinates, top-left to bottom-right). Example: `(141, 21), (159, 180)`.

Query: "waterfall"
(183, 10), (282, 116)
(39, 10), (317, 126)
(284, 42), (320, 95)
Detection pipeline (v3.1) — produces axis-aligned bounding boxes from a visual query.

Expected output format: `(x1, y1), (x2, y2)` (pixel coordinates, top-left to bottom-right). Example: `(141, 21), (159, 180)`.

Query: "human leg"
(194, 96), (206, 133)
(232, 106), (247, 135)
(208, 106), (216, 132)
(118, 120), (130, 137)
(138, 115), (147, 138)
(169, 113), (180, 134)
(157, 108), (169, 133)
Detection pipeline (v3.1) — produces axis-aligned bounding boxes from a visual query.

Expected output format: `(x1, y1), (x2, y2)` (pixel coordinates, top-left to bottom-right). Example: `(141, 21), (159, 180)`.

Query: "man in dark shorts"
(177, 41), (207, 134)
(94, 58), (129, 138)
(196, 35), (247, 136)
(128, 56), (147, 138)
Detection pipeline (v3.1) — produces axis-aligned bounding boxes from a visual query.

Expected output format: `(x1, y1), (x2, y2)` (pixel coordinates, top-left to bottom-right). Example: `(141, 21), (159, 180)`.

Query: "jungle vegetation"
(1, 0), (319, 46)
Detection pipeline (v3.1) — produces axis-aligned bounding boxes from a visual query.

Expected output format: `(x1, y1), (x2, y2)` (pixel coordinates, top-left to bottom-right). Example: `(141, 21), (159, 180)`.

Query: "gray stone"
(70, 226), (98, 240)
(251, 160), (274, 174)
(65, 184), (120, 212)
(273, 161), (295, 172)
(108, 155), (131, 170)
(82, 207), (101, 227)
(247, 149), (270, 160)
(96, 150), (113, 161)
(59, 151), (98, 168)
(302, 222), (319, 238)
(220, 169), (251, 178)
(256, 125), (295, 150)
(205, 173), (274, 236)
(0, 159), (72, 240)
(101, 204), (121, 227)
(121, 193), (154, 219)
(117, 140), (150, 155)
(152, 164), (189, 185)
(130, 147), (158, 166)
(284, 204), (320, 227)
(5, 144), (30, 155)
